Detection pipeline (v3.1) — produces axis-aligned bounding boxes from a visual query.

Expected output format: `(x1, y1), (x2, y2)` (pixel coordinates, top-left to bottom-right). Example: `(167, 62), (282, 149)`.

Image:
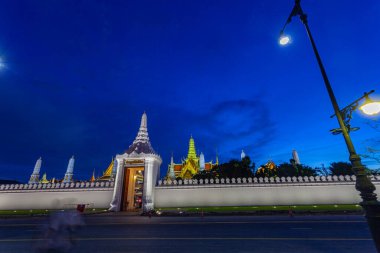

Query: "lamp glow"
(360, 101), (380, 115)
(279, 35), (290, 45)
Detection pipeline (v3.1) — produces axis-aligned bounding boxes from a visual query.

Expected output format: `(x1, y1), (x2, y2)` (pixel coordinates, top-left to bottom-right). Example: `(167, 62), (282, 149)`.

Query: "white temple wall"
(154, 176), (380, 208)
(0, 189), (113, 210)
(0, 182), (114, 210)
(1, 176), (380, 210)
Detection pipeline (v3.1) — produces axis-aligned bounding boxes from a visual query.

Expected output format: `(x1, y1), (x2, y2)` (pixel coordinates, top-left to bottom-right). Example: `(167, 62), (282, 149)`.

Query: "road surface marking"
(0, 220), (366, 227)
(0, 237), (372, 242)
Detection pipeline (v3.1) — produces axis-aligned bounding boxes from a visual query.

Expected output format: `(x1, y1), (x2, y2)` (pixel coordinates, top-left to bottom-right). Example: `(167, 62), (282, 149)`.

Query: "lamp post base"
(362, 202), (380, 251)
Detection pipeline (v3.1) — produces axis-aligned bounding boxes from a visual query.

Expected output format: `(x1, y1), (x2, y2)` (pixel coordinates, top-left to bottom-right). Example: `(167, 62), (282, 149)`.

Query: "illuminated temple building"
(166, 136), (218, 180)
(256, 160), (277, 174)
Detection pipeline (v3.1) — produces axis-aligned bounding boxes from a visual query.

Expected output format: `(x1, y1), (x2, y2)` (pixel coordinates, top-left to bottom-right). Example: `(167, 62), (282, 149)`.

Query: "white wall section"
(0, 182), (114, 210)
(154, 175), (380, 208)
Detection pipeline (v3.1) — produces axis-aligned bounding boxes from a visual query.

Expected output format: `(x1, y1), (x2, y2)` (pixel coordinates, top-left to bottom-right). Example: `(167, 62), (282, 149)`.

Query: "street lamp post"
(280, 0), (380, 250)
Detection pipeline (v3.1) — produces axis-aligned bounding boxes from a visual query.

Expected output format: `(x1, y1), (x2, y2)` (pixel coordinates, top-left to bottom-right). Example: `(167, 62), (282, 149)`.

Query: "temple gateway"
(109, 112), (162, 212)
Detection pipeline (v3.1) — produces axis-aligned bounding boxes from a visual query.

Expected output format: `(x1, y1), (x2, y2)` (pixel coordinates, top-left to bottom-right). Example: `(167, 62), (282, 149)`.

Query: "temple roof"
(101, 159), (114, 178)
(205, 163), (212, 170)
(174, 165), (182, 171)
(126, 141), (156, 155)
(126, 112), (157, 155)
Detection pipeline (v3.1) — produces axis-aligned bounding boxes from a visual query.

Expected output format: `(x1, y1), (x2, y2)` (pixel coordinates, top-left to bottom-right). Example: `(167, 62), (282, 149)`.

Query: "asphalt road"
(0, 214), (377, 253)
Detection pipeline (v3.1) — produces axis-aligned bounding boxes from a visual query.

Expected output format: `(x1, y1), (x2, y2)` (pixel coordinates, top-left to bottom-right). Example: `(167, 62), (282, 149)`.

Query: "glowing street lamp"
(279, 33), (291, 46)
(360, 95), (380, 116)
(279, 0), (380, 249)
(361, 102), (380, 115)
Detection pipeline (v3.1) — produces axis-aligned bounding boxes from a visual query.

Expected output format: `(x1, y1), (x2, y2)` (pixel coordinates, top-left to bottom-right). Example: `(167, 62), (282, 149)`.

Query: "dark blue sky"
(0, 0), (379, 182)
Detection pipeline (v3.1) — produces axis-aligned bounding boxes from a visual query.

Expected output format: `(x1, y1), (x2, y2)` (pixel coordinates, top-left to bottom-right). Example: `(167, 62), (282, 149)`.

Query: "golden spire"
(187, 135), (197, 160)
(90, 169), (95, 182)
(40, 173), (49, 184)
(102, 158), (114, 178)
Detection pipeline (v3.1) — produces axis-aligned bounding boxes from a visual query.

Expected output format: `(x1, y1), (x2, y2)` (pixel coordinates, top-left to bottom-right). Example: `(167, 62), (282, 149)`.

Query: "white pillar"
(111, 159), (118, 179)
(109, 158), (124, 211)
(142, 156), (161, 212)
(143, 158), (154, 212)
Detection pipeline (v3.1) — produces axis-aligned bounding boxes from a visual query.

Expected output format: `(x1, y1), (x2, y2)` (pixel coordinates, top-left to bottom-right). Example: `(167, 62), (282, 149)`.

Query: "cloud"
(147, 98), (276, 174)
(0, 72), (275, 181)
(197, 99), (276, 160)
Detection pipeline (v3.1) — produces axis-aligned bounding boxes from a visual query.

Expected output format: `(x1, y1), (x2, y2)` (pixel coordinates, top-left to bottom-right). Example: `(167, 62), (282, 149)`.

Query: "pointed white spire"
(33, 157), (42, 174)
(63, 155), (75, 183)
(67, 156), (75, 173)
(141, 111), (147, 128)
(168, 153), (175, 179)
(133, 112), (150, 144)
(199, 152), (205, 171)
(292, 149), (301, 165)
(29, 157), (42, 184)
(126, 112), (156, 155)
(241, 150), (246, 160)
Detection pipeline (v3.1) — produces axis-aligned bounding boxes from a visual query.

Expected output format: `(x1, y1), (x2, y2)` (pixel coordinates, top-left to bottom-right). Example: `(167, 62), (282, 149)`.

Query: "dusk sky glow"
(0, 0), (379, 182)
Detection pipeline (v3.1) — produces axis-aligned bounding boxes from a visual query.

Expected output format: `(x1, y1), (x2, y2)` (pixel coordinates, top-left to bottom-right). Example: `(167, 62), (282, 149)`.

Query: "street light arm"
(330, 90), (375, 118)
(280, 0), (303, 34)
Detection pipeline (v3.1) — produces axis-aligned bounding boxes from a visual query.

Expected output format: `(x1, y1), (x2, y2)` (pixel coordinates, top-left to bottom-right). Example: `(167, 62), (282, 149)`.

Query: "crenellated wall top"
(0, 181), (115, 192)
(157, 175), (380, 187)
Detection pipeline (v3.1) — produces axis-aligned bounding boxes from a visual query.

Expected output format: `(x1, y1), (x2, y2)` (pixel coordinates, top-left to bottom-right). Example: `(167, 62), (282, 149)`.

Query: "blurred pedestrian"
(35, 210), (85, 252)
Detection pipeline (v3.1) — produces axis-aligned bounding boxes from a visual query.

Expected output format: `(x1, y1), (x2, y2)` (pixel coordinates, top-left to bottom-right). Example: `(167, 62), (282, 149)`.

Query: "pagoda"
(166, 136), (217, 180)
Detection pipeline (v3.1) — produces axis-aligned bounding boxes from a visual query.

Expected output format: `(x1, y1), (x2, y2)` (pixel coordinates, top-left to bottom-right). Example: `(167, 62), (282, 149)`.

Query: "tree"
(295, 164), (318, 177)
(193, 156), (255, 179)
(368, 168), (380, 175)
(217, 156), (254, 178)
(193, 169), (216, 180)
(328, 162), (354, 176)
(241, 156), (255, 171)
(360, 120), (380, 163)
(275, 163), (317, 177)
(361, 147), (380, 164)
